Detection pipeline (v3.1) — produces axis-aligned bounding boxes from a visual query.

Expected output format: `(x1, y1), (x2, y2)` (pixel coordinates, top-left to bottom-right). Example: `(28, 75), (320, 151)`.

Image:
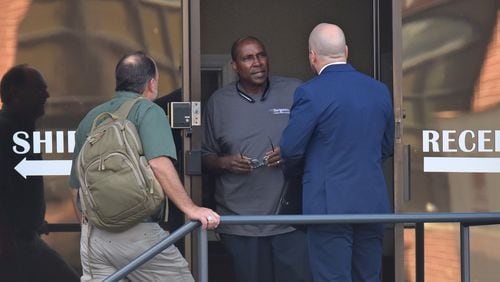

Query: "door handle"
(404, 144), (411, 201)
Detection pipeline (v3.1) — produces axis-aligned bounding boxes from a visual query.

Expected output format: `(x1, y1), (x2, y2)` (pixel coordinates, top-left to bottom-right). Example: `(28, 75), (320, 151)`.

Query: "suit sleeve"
(280, 87), (320, 177)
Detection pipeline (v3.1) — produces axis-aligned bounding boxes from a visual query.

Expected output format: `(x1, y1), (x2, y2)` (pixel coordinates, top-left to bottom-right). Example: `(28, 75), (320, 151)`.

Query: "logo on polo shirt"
(269, 108), (290, 115)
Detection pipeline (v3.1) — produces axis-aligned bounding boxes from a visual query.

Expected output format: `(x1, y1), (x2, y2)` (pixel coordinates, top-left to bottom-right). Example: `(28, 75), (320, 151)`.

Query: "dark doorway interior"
(199, 0), (394, 280)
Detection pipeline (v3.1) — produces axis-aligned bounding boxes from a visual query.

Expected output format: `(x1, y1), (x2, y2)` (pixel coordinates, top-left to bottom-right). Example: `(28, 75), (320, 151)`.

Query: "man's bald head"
(308, 23), (348, 72)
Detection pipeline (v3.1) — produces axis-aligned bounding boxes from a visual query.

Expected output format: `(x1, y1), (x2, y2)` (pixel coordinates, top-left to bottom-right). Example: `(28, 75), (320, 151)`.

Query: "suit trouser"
(220, 229), (313, 282)
(307, 223), (384, 282)
(80, 222), (194, 282)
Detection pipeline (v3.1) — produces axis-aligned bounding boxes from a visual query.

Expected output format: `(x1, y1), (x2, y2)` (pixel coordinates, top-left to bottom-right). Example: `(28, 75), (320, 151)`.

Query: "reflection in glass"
(402, 1), (500, 281)
(402, 0), (500, 213)
(0, 0), (182, 274)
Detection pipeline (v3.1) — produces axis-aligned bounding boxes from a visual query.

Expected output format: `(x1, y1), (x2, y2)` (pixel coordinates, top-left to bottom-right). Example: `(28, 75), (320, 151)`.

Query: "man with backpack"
(69, 51), (220, 281)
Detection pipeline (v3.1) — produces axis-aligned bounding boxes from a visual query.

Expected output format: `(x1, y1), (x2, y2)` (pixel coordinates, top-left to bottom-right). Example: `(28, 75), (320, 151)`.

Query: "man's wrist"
(218, 156), (230, 171)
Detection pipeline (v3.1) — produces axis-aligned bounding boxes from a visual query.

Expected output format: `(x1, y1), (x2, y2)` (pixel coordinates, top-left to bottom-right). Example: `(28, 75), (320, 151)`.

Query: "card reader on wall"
(169, 102), (192, 128)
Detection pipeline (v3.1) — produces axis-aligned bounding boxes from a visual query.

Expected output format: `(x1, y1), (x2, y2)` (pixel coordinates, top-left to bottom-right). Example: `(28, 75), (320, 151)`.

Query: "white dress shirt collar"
(318, 62), (347, 75)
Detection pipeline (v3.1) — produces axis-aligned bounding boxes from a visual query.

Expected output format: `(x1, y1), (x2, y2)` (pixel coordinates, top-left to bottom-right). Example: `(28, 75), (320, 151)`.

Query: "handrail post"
(198, 227), (208, 282)
(415, 222), (424, 282)
(460, 223), (470, 282)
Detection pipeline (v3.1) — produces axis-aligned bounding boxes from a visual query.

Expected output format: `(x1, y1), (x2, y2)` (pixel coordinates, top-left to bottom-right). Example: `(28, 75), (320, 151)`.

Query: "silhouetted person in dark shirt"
(0, 64), (79, 281)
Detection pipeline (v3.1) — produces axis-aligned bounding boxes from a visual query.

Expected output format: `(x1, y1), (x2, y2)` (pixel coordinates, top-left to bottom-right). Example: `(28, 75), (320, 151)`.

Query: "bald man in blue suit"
(280, 23), (394, 282)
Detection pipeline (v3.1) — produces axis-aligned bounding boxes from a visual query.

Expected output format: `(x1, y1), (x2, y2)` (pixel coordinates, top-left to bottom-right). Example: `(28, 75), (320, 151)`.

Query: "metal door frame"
(392, 0), (405, 281)
(183, 0), (403, 279)
(181, 0), (201, 273)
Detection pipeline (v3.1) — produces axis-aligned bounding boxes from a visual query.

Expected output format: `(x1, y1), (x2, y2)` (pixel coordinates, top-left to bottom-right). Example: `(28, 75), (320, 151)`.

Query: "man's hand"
(149, 156), (221, 230)
(203, 154), (252, 174)
(265, 146), (282, 167)
(224, 154), (252, 174)
(185, 206), (221, 230)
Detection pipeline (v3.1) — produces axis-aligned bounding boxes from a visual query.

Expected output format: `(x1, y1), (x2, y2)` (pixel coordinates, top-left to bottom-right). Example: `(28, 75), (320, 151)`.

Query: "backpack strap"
(114, 96), (144, 119)
(89, 96), (144, 132)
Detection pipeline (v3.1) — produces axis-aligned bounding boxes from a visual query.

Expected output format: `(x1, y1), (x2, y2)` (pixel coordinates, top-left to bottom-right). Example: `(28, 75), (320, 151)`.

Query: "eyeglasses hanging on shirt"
(236, 79), (270, 103)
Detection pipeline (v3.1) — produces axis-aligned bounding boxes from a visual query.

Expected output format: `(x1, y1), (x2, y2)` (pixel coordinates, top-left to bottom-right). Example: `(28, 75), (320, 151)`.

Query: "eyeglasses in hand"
(240, 137), (275, 169)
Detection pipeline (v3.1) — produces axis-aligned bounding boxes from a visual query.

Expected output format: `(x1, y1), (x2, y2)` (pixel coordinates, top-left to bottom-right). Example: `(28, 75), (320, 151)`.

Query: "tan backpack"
(77, 97), (165, 232)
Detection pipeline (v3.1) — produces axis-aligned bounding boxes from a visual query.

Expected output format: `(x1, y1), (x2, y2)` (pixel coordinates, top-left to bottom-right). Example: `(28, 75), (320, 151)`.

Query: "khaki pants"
(80, 222), (194, 282)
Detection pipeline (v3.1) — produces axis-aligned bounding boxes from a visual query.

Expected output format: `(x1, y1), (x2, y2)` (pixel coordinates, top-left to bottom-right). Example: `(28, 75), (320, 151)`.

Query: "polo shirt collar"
(115, 91), (141, 99)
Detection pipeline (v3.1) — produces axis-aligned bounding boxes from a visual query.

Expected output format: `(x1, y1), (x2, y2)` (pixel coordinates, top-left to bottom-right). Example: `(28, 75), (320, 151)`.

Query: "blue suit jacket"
(280, 64), (394, 215)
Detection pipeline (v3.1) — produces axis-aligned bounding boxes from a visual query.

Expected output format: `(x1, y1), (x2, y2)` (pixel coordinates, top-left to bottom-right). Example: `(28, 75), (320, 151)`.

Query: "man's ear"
(147, 78), (157, 94)
(142, 79), (156, 100)
(309, 49), (317, 64)
(149, 78), (156, 90)
(231, 60), (238, 73)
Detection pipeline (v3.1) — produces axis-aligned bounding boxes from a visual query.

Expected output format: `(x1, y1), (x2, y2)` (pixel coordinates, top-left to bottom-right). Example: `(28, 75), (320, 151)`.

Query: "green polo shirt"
(69, 91), (176, 188)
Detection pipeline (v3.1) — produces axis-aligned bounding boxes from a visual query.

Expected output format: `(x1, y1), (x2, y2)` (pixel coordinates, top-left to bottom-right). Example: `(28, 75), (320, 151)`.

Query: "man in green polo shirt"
(70, 51), (220, 281)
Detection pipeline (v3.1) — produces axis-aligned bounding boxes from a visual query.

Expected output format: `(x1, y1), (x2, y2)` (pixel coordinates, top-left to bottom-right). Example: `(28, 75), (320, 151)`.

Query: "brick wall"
(0, 0), (31, 108)
(472, 11), (500, 112)
(404, 225), (461, 282)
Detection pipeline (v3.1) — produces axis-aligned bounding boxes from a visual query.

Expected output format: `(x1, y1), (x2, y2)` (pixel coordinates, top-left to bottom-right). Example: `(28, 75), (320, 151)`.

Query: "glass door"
(0, 0), (183, 275)
(397, 0), (500, 280)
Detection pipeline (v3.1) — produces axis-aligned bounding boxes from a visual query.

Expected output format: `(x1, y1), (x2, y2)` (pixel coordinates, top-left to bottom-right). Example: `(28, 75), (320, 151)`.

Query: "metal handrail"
(103, 221), (200, 282)
(104, 212), (500, 282)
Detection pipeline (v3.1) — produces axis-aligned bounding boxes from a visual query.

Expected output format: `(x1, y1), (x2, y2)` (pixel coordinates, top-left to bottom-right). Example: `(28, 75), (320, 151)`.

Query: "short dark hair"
(115, 51), (157, 93)
(0, 64), (30, 105)
(230, 36), (266, 61)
